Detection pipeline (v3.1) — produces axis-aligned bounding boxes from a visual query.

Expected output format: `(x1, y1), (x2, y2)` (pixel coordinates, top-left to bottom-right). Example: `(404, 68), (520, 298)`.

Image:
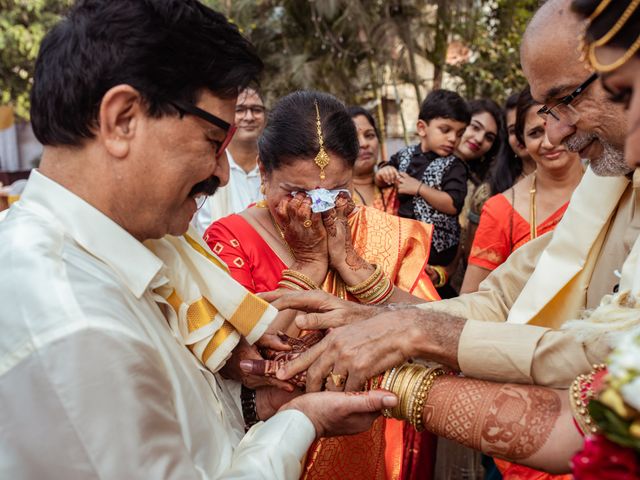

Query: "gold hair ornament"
(314, 99), (330, 180)
(588, 0), (612, 21)
(584, 0), (640, 73)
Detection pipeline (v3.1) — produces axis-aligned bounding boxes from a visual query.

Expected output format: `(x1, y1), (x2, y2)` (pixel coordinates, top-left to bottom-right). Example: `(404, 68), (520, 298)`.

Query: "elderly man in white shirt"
(0, 1), (396, 479)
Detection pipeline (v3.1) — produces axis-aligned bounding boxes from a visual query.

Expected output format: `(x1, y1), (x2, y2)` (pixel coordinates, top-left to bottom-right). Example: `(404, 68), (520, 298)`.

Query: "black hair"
(488, 92), (524, 194)
(514, 86), (539, 148)
(466, 98), (505, 184)
(572, 0), (640, 53)
(30, 0), (263, 146)
(259, 91), (359, 174)
(418, 89), (471, 125)
(347, 106), (379, 139)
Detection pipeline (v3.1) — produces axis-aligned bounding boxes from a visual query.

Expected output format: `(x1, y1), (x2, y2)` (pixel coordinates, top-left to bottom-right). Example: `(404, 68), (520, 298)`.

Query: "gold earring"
(256, 183), (267, 208)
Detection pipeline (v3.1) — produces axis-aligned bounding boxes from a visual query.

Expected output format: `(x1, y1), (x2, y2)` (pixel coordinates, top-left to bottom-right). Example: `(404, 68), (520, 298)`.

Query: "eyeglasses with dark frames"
(537, 73), (598, 123)
(170, 100), (237, 160)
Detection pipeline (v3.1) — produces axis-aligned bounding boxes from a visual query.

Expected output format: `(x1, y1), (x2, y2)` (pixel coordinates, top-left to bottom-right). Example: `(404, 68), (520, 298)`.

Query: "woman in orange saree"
(204, 91), (439, 480)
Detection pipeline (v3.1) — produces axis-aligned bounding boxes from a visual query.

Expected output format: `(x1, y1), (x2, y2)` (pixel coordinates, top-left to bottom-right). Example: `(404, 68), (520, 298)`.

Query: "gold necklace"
(529, 172), (537, 240)
(267, 211), (296, 259)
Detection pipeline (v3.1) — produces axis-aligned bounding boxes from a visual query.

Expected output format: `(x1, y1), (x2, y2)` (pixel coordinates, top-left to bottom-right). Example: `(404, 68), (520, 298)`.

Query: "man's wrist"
(406, 308), (464, 369)
(241, 385), (260, 431)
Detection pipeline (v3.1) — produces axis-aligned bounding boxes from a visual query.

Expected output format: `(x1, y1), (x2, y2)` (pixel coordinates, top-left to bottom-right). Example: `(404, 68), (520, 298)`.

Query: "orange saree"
(468, 193), (568, 271)
(204, 206), (439, 480)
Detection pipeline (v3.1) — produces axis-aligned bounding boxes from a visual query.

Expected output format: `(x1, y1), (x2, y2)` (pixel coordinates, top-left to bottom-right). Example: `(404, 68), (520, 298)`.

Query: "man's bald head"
(520, 0), (629, 176)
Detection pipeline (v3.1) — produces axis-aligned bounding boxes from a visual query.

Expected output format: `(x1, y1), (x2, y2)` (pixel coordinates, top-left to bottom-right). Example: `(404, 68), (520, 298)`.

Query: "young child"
(376, 89), (471, 267)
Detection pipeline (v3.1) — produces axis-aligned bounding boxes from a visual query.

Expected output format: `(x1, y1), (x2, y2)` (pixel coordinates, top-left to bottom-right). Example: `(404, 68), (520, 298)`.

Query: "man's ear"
(98, 85), (143, 158)
(416, 119), (428, 138)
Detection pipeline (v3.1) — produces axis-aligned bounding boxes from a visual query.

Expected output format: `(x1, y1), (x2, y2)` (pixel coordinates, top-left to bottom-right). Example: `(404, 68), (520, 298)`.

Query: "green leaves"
(0, 0), (71, 119)
(590, 399), (640, 451)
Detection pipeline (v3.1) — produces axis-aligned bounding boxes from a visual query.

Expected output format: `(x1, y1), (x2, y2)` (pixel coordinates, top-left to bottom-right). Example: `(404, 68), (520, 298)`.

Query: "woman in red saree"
(205, 91), (439, 480)
(461, 86), (584, 296)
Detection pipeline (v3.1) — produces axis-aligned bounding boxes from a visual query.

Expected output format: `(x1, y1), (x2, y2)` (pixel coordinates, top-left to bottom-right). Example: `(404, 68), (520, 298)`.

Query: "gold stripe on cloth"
(228, 293), (269, 337)
(199, 321), (236, 363)
(166, 289), (182, 312)
(183, 233), (229, 273)
(187, 298), (218, 333)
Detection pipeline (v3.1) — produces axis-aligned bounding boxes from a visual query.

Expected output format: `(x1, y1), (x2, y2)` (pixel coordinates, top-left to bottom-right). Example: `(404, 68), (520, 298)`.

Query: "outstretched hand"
(276, 308), (421, 392)
(280, 389), (397, 439)
(260, 289), (380, 330)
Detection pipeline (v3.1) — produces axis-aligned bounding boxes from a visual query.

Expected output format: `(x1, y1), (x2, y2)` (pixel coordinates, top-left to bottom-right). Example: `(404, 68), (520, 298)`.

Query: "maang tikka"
(313, 100), (330, 180)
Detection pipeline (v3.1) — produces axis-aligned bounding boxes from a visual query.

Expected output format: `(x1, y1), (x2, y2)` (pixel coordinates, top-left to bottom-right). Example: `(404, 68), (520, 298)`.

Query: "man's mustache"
(189, 176), (221, 197)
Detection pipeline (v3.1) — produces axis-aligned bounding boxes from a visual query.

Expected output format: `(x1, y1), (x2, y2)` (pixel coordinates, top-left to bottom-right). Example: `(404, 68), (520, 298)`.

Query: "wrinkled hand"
(396, 172), (422, 196)
(276, 308), (421, 392)
(274, 193), (328, 268)
(261, 289), (380, 330)
(221, 337), (295, 392)
(281, 389), (397, 439)
(376, 166), (399, 186)
(256, 385), (304, 421)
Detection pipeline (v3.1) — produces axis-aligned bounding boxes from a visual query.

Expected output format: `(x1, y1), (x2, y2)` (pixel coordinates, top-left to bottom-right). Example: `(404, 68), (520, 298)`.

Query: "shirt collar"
(20, 170), (165, 298)
(227, 151), (260, 176)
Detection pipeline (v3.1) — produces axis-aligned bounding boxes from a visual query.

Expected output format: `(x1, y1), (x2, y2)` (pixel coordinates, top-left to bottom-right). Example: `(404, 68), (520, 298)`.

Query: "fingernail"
(239, 360), (253, 372)
(382, 395), (398, 408)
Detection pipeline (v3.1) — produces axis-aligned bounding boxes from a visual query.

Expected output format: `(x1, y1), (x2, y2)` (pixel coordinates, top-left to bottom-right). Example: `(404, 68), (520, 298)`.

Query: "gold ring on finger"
(303, 219), (313, 228)
(329, 371), (347, 388)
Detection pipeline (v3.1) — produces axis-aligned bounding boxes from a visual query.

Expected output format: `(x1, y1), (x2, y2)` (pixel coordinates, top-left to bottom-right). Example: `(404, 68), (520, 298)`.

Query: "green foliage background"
(0, 0), (537, 120)
(0, 0), (72, 119)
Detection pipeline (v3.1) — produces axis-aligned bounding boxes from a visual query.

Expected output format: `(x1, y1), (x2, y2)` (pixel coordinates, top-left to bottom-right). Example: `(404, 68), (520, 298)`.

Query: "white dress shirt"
(192, 151), (261, 235)
(0, 170), (315, 479)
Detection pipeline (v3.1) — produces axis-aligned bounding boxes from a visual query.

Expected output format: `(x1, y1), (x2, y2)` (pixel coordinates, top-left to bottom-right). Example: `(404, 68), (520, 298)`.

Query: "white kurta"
(0, 170), (315, 479)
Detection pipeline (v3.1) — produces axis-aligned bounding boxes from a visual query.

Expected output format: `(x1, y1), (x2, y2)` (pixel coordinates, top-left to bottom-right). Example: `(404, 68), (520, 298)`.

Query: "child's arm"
(397, 172), (458, 215)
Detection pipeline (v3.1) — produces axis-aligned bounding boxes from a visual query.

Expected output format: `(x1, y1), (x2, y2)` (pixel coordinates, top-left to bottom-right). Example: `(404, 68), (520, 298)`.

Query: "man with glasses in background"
(193, 87), (267, 235)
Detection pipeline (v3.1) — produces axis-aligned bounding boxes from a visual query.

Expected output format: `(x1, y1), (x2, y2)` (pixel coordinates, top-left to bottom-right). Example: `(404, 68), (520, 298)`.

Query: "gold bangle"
(412, 368), (447, 431)
(277, 279), (305, 291)
(346, 264), (382, 294)
(281, 269), (319, 290)
(367, 281), (394, 305)
(431, 265), (447, 288)
(355, 275), (389, 302)
(569, 364), (606, 436)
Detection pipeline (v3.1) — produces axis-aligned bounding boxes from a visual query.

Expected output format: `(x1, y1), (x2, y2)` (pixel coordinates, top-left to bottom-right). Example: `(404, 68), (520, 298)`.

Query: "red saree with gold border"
(205, 206), (439, 480)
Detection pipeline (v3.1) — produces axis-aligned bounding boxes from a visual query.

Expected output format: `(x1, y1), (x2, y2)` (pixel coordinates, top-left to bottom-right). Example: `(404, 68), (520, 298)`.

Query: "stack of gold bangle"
(277, 269), (319, 291)
(346, 264), (394, 305)
(379, 363), (448, 432)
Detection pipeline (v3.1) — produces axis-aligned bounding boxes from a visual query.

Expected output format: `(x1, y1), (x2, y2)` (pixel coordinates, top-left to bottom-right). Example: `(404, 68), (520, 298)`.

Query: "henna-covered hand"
(322, 193), (374, 286)
(220, 337), (295, 392)
(274, 193), (328, 272)
(241, 331), (325, 389)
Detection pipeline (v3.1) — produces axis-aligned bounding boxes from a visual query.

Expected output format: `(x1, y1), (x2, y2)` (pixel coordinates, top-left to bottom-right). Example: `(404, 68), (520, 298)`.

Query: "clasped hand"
(274, 192), (365, 280)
